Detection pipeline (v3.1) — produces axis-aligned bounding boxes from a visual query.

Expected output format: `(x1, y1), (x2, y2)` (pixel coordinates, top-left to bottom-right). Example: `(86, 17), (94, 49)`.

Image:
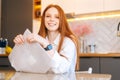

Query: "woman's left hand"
(26, 33), (40, 43)
(26, 33), (49, 48)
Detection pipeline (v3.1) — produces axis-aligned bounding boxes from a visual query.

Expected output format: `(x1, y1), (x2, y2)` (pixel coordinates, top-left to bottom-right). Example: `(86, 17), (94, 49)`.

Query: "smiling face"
(45, 7), (60, 32)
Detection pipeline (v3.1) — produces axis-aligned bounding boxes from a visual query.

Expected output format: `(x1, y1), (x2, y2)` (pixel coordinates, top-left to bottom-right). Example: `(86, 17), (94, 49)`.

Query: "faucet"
(117, 22), (120, 37)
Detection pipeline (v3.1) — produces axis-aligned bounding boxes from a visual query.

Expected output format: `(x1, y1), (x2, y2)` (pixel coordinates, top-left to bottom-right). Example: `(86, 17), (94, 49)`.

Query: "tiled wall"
(69, 17), (120, 53)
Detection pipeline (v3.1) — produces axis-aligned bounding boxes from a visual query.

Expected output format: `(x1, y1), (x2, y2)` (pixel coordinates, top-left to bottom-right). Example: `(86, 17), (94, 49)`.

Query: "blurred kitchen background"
(0, 1), (120, 80)
(0, 0), (120, 53)
(33, 0), (120, 53)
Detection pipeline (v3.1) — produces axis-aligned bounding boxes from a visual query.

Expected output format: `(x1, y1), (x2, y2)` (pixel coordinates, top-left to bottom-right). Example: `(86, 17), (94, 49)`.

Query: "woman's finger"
(13, 34), (25, 44)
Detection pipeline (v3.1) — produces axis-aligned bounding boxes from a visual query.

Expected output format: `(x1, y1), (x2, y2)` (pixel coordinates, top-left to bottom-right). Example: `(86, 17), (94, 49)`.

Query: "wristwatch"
(44, 44), (53, 51)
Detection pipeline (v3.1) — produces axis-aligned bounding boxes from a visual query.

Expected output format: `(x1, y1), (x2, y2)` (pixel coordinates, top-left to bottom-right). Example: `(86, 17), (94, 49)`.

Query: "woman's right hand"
(13, 34), (25, 44)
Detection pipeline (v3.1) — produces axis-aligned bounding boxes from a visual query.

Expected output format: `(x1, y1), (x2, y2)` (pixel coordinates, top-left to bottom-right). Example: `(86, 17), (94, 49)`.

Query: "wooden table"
(0, 70), (111, 80)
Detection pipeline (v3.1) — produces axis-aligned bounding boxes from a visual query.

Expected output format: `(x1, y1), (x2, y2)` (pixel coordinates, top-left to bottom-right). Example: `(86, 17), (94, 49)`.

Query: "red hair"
(38, 4), (80, 70)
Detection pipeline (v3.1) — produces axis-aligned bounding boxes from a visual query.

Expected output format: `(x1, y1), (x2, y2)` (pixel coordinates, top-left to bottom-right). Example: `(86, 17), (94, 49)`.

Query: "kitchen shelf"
(79, 53), (120, 57)
(1, 53), (120, 57)
(0, 54), (8, 57)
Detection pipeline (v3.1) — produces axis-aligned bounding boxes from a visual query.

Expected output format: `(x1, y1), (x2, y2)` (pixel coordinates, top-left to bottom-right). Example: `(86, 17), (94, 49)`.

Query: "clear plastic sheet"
(9, 29), (52, 73)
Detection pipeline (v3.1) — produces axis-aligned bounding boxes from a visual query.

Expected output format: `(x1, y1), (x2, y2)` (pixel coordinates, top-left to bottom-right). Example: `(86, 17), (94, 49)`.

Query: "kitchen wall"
(69, 17), (120, 53)
(40, 0), (120, 53)
(33, 16), (120, 53)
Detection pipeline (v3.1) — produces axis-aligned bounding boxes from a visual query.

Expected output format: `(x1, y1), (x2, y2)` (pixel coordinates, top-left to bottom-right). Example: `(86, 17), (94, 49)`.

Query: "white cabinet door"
(42, 0), (120, 14)
(41, 0), (75, 14)
(104, 0), (120, 11)
(74, 0), (103, 14)
(41, 0), (103, 14)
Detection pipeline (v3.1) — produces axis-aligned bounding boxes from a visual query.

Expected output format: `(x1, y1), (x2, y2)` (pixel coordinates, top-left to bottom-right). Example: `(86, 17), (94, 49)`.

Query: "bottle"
(0, 38), (7, 54)
(87, 44), (96, 53)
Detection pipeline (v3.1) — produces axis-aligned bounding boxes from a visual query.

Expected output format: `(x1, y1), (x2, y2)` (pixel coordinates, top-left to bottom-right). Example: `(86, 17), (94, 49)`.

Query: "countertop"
(79, 53), (120, 57)
(0, 54), (8, 56)
(1, 53), (120, 57)
(0, 70), (111, 80)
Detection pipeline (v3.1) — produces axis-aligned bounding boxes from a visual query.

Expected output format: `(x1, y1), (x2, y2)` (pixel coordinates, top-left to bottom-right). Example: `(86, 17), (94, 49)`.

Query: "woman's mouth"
(48, 23), (56, 26)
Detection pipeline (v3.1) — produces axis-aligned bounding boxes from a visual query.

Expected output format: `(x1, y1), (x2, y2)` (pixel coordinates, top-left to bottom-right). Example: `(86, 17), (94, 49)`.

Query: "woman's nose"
(50, 17), (55, 21)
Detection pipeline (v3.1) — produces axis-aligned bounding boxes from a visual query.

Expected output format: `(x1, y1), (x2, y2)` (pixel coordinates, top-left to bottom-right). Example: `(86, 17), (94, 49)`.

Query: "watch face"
(44, 44), (52, 51)
(48, 44), (52, 50)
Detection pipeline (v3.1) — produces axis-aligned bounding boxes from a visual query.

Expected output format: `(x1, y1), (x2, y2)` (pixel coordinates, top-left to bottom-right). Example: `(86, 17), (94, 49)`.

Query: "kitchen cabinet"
(1, 0), (32, 47)
(73, 0), (103, 14)
(41, 0), (103, 14)
(41, 0), (75, 14)
(79, 54), (120, 80)
(0, 0), (32, 69)
(0, 56), (13, 70)
(101, 58), (120, 80)
(0, 0), (1, 37)
(104, 0), (120, 11)
(80, 57), (100, 73)
(75, 0), (120, 14)
(42, 0), (120, 15)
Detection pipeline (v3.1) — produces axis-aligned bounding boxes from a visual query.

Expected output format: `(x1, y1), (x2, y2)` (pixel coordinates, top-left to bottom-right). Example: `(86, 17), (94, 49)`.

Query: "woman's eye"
(46, 15), (50, 17)
(56, 16), (59, 19)
(56, 17), (59, 19)
(45, 14), (51, 17)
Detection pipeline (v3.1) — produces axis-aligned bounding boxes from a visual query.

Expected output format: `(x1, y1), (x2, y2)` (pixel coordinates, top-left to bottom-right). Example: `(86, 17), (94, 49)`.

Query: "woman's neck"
(47, 31), (59, 43)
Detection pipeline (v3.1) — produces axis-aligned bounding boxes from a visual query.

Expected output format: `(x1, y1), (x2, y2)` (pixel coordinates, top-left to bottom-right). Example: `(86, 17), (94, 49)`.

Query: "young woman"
(13, 4), (80, 73)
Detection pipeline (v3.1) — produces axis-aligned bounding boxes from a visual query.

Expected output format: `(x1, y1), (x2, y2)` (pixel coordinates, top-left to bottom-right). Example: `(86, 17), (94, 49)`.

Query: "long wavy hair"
(38, 4), (80, 69)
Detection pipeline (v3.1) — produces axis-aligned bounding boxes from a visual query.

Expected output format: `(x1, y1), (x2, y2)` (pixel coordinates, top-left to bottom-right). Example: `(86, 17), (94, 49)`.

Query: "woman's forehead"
(45, 7), (59, 14)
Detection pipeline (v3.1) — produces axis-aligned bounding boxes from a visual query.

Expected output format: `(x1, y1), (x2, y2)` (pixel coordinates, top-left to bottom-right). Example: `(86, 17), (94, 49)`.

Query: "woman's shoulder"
(64, 36), (75, 46)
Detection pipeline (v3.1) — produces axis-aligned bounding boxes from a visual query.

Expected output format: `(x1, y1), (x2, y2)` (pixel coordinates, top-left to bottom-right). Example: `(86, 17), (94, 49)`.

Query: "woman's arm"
(49, 38), (77, 73)
(13, 33), (55, 57)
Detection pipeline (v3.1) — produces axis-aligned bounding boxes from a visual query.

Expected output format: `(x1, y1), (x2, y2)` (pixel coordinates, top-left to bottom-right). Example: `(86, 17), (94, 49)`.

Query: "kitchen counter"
(0, 54), (8, 57)
(0, 70), (111, 80)
(79, 53), (120, 57)
(1, 53), (120, 57)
